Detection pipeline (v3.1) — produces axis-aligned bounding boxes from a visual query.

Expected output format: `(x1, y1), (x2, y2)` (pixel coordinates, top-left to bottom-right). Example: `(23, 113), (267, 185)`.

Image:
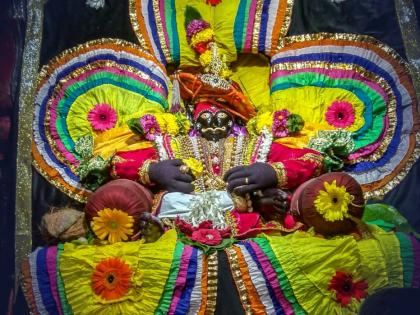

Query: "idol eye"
(217, 112), (227, 119)
(200, 112), (211, 120)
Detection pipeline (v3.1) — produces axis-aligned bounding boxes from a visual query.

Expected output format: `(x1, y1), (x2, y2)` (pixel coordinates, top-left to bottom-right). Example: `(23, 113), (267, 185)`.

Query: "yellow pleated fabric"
(370, 226), (404, 288)
(270, 86), (365, 132)
(266, 226), (403, 315)
(176, 0), (241, 67)
(60, 230), (177, 315)
(93, 125), (155, 160)
(231, 54), (271, 112)
(274, 122), (335, 149)
(66, 84), (164, 141)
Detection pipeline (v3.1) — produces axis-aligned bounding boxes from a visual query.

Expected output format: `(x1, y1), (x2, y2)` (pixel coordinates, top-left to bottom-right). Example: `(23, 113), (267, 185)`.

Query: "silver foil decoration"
(15, 0), (46, 296)
(86, 0), (105, 9)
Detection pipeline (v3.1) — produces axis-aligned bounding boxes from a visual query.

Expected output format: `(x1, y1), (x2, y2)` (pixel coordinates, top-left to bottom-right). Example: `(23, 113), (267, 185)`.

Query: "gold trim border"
(15, 0), (45, 292)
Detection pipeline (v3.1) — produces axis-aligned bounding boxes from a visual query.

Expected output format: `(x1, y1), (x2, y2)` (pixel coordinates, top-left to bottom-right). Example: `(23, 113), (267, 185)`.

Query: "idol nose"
(209, 115), (219, 128)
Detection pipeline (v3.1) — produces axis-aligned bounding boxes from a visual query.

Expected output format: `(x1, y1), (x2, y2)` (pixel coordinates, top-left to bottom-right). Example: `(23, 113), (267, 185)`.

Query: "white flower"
(186, 191), (227, 228)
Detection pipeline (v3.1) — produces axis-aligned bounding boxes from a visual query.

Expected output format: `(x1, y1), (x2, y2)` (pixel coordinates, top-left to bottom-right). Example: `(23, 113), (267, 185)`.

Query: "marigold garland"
(162, 114), (180, 135)
(91, 257), (133, 301)
(182, 158), (204, 178)
(314, 180), (352, 222)
(190, 28), (215, 47)
(91, 208), (134, 243)
(199, 50), (213, 67)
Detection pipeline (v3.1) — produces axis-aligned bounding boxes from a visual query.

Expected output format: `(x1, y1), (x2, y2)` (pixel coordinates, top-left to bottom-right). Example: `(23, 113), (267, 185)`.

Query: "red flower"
(191, 229), (222, 245)
(206, 0), (222, 6)
(198, 220), (213, 230)
(175, 217), (194, 236)
(219, 226), (232, 238)
(193, 42), (210, 54)
(328, 271), (368, 306)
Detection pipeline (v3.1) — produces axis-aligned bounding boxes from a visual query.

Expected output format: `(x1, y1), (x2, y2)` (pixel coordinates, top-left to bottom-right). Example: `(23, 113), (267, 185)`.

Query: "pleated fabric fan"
(32, 39), (170, 202)
(269, 33), (420, 198)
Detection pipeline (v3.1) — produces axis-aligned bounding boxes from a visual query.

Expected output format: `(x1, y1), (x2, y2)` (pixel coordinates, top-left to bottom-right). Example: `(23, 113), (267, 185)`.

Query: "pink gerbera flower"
(88, 104), (117, 131)
(325, 101), (355, 128)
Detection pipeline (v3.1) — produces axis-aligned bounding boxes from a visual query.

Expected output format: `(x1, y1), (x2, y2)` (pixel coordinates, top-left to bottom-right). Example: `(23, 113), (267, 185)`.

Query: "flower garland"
(255, 127), (273, 163)
(74, 135), (111, 191)
(128, 113), (191, 140)
(91, 257), (133, 301)
(185, 6), (232, 80)
(182, 158), (204, 178)
(246, 109), (304, 138)
(328, 271), (368, 306)
(91, 208), (134, 243)
(313, 180), (352, 222)
(154, 135), (169, 160)
(186, 190), (228, 228)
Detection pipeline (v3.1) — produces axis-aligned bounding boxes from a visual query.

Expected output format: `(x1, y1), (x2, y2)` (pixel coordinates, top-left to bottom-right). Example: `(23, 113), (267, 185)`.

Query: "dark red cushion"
(291, 172), (364, 236)
(85, 179), (153, 238)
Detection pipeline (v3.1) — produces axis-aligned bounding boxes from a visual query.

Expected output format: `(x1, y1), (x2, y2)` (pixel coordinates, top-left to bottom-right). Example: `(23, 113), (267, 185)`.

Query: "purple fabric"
(410, 236), (420, 288)
(168, 245), (193, 315)
(46, 247), (63, 315)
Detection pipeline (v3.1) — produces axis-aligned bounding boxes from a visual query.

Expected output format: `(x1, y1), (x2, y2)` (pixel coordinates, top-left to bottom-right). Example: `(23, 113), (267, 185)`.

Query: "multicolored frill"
(21, 226), (420, 315)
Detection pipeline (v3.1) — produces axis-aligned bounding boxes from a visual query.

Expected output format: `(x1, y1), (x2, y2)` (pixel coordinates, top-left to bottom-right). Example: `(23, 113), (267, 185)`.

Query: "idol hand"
(149, 159), (194, 193)
(251, 188), (291, 221)
(223, 162), (277, 196)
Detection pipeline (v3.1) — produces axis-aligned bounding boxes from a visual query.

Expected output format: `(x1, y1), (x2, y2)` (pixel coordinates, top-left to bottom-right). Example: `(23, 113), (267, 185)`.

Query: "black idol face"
(196, 109), (234, 141)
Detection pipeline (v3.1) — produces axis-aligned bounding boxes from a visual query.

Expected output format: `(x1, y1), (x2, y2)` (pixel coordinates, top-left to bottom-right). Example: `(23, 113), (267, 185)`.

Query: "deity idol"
(109, 70), (324, 236)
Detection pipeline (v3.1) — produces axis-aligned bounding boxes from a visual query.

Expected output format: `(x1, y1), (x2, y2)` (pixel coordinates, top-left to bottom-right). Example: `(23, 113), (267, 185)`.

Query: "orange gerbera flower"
(91, 258), (132, 300)
(91, 208), (134, 244)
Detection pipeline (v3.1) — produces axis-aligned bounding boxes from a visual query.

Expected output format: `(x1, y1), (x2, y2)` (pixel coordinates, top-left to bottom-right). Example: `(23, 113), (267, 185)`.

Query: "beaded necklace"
(154, 132), (271, 192)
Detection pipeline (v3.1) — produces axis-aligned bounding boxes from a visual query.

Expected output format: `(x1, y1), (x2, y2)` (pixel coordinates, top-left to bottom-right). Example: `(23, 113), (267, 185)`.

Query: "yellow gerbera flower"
(91, 208), (134, 244)
(314, 180), (352, 222)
